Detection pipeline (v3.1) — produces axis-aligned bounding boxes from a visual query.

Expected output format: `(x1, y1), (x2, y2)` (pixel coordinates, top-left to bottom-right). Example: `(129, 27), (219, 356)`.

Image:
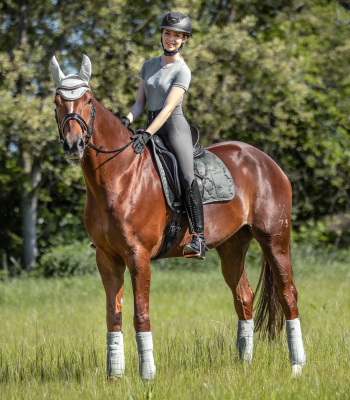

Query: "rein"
(55, 84), (135, 157)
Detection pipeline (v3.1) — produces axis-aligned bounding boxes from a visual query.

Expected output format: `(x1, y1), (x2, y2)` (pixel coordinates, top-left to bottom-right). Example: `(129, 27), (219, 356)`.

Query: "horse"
(50, 55), (306, 379)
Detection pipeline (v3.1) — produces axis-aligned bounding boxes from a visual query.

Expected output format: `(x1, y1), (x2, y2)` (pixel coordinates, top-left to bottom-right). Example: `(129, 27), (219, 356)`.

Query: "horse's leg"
(96, 250), (126, 379)
(126, 250), (156, 380)
(252, 222), (306, 375)
(216, 226), (255, 362)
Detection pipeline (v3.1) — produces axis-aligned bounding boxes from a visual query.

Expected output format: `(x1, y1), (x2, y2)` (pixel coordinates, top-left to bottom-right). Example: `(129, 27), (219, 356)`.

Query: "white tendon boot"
(135, 332), (156, 380)
(106, 331), (125, 378)
(236, 319), (254, 363)
(286, 318), (306, 376)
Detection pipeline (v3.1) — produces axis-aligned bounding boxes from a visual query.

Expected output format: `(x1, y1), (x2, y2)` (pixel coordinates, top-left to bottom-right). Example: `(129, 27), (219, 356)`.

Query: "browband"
(56, 83), (91, 91)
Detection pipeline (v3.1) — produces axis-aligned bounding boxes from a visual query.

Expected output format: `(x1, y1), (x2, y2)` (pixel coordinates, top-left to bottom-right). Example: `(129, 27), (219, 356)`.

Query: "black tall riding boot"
(183, 179), (206, 260)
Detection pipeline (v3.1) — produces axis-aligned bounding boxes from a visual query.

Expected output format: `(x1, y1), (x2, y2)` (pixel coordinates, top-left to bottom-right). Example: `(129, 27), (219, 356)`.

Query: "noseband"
(54, 84), (135, 156)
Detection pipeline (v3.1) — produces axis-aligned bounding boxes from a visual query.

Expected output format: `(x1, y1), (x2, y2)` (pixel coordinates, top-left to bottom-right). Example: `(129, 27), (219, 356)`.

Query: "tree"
(0, 0), (100, 270)
(1, 0), (350, 272)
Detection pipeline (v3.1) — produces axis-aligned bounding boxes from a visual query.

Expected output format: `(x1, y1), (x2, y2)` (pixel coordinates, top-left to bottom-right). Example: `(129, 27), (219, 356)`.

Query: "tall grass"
(0, 247), (349, 399)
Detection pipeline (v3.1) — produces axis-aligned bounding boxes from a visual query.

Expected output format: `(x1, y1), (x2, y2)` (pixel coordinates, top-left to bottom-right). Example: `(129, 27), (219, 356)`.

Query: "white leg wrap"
(106, 331), (125, 378)
(236, 319), (254, 363)
(135, 332), (156, 380)
(286, 318), (306, 368)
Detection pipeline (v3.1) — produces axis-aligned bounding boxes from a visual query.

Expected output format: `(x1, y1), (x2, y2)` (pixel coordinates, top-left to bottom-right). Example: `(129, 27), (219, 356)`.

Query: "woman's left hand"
(131, 129), (152, 154)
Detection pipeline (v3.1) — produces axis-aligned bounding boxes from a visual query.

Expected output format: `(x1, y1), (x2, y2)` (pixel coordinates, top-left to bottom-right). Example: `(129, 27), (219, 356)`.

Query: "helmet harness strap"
(160, 36), (184, 56)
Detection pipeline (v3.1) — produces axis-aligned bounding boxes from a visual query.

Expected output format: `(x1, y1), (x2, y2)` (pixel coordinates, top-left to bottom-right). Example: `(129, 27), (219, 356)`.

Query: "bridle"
(54, 83), (135, 157)
(54, 84), (95, 144)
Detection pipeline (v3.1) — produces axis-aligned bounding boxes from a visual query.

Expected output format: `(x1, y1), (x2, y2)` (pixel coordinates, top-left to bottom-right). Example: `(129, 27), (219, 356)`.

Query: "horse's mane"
(93, 96), (122, 124)
(92, 95), (133, 138)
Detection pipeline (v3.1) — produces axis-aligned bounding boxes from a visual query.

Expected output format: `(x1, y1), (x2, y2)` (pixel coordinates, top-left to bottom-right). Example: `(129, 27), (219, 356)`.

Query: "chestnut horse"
(51, 56), (304, 378)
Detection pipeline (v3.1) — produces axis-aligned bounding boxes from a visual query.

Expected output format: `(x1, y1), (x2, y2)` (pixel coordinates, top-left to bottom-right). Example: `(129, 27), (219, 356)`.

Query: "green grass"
(0, 249), (350, 399)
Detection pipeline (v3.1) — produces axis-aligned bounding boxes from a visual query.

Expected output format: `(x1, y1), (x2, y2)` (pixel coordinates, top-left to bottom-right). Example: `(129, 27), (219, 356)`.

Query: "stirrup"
(183, 233), (205, 260)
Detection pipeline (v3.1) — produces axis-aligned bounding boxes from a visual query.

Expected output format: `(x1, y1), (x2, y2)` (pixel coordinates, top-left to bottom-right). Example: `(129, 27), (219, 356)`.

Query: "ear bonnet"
(50, 55), (92, 100)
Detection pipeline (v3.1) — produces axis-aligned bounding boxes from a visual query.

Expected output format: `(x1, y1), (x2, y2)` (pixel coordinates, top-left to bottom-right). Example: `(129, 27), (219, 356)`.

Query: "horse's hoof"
(291, 365), (303, 377)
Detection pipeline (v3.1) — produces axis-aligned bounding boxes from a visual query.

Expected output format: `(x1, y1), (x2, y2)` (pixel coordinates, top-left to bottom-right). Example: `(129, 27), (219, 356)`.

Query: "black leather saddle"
(151, 125), (205, 261)
(152, 125), (205, 199)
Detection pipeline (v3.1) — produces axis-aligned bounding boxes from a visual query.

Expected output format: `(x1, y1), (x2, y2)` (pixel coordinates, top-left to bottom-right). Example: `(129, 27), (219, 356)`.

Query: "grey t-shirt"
(140, 56), (191, 111)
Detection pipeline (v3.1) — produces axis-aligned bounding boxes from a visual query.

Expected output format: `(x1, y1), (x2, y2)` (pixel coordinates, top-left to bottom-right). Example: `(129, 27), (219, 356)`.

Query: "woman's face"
(162, 29), (187, 53)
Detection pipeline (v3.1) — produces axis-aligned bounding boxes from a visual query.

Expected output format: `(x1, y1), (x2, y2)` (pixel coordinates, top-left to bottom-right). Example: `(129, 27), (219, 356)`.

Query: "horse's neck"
(80, 100), (139, 195)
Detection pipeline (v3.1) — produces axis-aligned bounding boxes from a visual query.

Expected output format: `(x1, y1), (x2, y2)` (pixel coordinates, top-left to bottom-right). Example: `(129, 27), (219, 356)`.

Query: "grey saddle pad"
(149, 140), (235, 211)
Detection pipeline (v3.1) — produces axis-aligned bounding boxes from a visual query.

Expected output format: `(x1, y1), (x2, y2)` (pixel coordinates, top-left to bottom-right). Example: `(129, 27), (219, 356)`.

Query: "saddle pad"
(149, 140), (235, 210)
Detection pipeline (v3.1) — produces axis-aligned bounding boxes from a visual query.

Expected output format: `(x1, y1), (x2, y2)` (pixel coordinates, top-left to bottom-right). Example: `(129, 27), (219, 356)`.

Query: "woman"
(120, 12), (206, 260)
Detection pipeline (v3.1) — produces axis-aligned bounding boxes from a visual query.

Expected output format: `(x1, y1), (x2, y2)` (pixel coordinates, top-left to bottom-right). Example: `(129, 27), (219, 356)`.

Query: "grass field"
(0, 248), (350, 399)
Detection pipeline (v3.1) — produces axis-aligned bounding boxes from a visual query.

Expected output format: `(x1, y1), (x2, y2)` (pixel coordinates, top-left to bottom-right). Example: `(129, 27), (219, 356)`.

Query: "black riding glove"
(120, 116), (131, 128)
(131, 130), (152, 155)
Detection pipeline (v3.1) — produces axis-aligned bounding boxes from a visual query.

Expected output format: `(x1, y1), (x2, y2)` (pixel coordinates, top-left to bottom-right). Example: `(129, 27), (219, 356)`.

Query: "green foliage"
(19, 240), (350, 278)
(35, 243), (97, 278)
(1, 0), (350, 269)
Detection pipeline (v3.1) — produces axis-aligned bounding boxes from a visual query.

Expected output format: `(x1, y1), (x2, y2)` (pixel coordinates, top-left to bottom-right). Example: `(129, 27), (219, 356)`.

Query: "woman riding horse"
(120, 12), (206, 260)
(50, 12), (307, 381)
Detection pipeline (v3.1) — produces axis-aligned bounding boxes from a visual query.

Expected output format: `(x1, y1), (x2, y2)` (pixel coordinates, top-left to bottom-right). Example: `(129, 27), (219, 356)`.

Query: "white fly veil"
(50, 54), (92, 101)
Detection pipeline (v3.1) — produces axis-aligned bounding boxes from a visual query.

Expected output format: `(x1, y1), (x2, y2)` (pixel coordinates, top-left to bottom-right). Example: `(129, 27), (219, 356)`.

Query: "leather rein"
(55, 84), (134, 157)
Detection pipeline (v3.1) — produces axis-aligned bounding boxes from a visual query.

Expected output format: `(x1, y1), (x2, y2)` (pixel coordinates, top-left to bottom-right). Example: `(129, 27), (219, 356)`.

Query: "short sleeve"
(140, 61), (147, 80)
(173, 66), (191, 91)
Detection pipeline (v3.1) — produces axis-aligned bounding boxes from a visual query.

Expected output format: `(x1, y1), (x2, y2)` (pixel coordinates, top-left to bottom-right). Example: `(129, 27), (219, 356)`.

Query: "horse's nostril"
(78, 137), (85, 150)
(63, 138), (70, 152)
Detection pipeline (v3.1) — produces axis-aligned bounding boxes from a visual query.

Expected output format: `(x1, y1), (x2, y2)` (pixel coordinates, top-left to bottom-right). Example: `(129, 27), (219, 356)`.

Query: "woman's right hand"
(131, 130), (152, 155)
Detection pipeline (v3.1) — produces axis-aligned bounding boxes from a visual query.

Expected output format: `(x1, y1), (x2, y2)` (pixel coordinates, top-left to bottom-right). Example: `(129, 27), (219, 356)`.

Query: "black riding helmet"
(159, 12), (192, 56)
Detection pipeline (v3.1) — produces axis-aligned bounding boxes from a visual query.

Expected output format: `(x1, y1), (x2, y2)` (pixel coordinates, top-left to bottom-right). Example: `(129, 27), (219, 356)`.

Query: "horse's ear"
(78, 55), (92, 83)
(50, 56), (65, 86)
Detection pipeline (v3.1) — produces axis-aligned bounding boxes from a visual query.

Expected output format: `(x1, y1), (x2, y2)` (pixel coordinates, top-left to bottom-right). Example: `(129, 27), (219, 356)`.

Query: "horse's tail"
(254, 254), (285, 340)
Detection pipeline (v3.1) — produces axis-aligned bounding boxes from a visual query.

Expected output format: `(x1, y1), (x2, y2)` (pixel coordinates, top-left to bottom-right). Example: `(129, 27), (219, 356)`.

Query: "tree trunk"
(2, 253), (8, 273)
(21, 149), (41, 272)
(17, 0), (27, 47)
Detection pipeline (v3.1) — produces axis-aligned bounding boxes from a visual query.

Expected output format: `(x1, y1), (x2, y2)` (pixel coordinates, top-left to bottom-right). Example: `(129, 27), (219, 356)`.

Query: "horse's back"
(206, 140), (291, 196)
(204, 141), (292, 234)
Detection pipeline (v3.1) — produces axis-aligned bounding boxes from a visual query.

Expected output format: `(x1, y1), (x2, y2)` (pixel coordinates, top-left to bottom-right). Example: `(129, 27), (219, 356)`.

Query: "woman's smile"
(165, 41), (176, 49)
(162, 29), (187, 53)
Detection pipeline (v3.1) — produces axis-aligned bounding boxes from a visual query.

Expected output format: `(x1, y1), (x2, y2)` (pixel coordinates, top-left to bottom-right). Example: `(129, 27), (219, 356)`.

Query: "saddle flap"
(152, 135), (182, 198)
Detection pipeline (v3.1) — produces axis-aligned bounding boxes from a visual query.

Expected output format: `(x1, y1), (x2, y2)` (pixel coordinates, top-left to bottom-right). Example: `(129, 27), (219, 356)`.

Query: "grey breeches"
(148, 107), (194, 190)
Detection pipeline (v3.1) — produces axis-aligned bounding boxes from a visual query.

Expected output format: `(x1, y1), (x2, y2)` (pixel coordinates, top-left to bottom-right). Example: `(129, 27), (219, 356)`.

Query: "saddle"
(152, 125), (205, 199)
(149, 126), (235, 261)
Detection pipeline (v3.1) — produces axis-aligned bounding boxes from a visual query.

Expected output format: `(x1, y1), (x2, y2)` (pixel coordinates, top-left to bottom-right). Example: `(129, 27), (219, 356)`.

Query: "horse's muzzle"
(63, 136), (85, 160)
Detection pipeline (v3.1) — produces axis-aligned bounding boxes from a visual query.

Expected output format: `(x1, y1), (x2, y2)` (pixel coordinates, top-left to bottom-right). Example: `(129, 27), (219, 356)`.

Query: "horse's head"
(50, 55), (94, 161)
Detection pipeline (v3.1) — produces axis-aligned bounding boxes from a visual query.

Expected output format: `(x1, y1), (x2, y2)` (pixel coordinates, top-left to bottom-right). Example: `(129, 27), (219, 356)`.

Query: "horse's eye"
(88, 99), (92, 105)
